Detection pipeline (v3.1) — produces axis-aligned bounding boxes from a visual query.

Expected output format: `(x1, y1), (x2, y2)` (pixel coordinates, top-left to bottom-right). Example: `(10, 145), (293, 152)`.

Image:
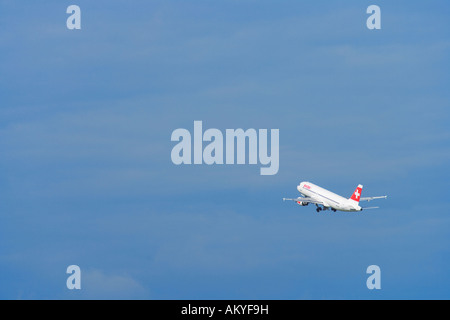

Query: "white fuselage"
(298, 181), (362, 212)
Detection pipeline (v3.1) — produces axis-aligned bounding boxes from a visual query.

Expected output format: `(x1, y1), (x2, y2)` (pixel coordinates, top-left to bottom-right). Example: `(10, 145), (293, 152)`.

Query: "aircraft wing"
(282, 197), (324, 204)
(359, 195), (387, 202)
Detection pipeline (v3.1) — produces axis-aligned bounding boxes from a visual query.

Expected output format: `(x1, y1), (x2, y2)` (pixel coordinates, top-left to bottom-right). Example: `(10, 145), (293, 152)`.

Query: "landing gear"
(316, 205), (336, 213)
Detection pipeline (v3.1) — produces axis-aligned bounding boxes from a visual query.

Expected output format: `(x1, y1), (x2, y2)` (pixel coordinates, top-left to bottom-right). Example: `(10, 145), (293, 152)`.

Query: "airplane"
(283, 181), (387, 213)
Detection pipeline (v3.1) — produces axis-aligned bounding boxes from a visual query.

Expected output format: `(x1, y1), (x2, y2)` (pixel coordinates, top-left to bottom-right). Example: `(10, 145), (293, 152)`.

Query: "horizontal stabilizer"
(360, 195), (387, 202)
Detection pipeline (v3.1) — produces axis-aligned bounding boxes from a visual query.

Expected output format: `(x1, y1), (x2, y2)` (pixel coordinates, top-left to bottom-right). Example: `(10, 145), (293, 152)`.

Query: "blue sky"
(0, 0), (450, 299)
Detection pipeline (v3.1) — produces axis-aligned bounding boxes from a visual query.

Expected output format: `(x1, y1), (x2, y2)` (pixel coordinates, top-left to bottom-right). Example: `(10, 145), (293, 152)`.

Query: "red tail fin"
(350, 184), (363, 202)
